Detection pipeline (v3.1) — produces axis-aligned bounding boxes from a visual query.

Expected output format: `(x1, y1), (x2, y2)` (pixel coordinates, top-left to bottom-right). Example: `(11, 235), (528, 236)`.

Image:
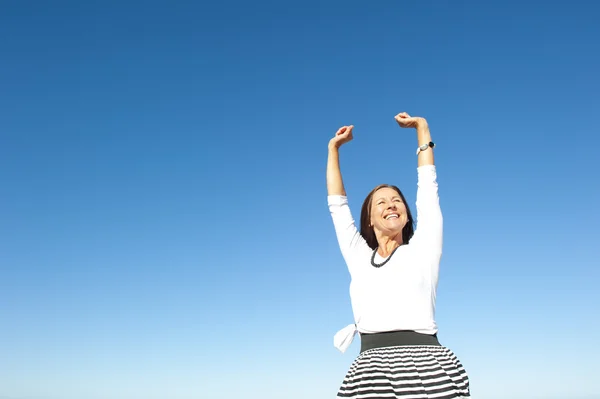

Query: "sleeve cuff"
(417, 165), (437, 181)
(327, 195), (348, 206)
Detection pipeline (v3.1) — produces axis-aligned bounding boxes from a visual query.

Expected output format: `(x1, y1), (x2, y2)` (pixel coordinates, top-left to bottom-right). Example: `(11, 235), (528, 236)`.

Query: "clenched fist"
(395, 112), (427, 129)
(329, 125), (354, 149)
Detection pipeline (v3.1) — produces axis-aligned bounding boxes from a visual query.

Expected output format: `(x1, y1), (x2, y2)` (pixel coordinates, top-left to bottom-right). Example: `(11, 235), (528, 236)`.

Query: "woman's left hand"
(395, 112), (427, 129)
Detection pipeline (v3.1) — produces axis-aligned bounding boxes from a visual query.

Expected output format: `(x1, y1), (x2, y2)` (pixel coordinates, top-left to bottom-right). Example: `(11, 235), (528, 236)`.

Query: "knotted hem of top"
(333, 323), (357, 353)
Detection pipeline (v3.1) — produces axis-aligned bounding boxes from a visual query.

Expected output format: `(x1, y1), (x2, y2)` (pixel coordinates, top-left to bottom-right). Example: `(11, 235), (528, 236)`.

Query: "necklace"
(370, 246), (400, 268)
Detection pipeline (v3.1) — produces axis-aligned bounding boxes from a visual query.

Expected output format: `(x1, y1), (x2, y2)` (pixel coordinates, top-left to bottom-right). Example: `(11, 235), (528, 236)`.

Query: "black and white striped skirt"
(337, 331), (470, 399)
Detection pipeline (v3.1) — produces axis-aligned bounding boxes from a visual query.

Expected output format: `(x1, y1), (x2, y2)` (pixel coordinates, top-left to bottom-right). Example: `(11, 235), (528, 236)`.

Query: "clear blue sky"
(1, 1), (599, 398)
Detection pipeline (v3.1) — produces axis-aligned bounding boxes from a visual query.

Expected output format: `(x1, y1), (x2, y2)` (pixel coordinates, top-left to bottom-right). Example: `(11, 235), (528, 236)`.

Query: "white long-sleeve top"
(328, 165), (443, 353)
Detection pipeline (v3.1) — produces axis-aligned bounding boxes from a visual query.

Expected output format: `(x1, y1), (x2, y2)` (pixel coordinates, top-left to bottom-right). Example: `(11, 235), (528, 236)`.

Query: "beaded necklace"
(370, 245), (400, 268)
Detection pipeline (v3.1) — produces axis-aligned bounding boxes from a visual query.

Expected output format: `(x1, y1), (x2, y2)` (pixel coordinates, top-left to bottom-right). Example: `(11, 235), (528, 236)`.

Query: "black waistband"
(360, 330), (441, 353)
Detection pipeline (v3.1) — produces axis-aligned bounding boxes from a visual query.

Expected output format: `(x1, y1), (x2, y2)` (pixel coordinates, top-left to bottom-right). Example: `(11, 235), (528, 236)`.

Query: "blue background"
(1, 1), (599, 398)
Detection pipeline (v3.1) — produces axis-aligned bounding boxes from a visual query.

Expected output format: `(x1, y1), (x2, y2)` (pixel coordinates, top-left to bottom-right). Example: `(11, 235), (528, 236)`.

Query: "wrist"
(415, 118), (428, 130)
(416, 122), (431, 141)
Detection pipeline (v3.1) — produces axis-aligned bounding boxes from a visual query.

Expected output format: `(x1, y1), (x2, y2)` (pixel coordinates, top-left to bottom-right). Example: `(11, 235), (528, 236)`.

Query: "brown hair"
(360, 184), (415, 250)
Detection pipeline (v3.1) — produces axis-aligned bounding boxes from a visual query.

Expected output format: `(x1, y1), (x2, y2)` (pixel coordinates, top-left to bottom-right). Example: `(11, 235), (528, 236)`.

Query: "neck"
(376, 234), (403, 257)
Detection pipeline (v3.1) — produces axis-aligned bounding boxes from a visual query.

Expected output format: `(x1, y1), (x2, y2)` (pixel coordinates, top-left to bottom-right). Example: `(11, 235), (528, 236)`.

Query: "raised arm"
(395, 113), (442, 254)
(326, 125), (371, 273)
(327, 125), (353, 196)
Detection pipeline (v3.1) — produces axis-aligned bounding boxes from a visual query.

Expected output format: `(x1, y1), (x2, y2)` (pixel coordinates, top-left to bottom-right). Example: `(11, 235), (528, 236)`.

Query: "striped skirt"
(337, 344), (470, 398)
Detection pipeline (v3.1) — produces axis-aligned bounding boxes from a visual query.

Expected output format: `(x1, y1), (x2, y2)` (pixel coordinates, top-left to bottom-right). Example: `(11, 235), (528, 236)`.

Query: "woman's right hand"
(329, 125), (354, 149)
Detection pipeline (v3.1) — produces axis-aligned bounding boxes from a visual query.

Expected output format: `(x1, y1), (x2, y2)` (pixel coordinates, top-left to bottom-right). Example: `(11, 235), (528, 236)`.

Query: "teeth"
(385, 215), (398, 220)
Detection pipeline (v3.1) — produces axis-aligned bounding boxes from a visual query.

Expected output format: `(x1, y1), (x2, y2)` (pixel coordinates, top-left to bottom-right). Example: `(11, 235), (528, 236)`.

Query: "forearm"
(327, 145), (346, 196)
(417, 122), (435, 167)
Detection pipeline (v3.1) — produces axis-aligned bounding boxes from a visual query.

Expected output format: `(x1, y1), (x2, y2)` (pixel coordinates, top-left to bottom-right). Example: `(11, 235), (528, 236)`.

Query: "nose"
(387, 202), (396, 210)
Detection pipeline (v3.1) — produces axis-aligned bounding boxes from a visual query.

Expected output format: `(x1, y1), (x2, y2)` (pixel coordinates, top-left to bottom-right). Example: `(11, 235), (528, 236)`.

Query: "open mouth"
(385, 214), (399, 220)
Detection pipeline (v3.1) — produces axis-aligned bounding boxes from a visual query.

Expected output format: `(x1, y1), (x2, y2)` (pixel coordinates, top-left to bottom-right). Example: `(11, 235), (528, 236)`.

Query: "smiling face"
(360, 184), (415, 250)
(369, 187), (409, 236)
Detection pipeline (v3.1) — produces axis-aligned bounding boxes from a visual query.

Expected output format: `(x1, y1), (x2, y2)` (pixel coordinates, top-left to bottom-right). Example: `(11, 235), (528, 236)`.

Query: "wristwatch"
(416, 141), (435, 155)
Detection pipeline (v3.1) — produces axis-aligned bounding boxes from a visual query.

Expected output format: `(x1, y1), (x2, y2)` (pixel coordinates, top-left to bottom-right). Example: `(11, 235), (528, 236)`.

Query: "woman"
(327, 112), (471, 398)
